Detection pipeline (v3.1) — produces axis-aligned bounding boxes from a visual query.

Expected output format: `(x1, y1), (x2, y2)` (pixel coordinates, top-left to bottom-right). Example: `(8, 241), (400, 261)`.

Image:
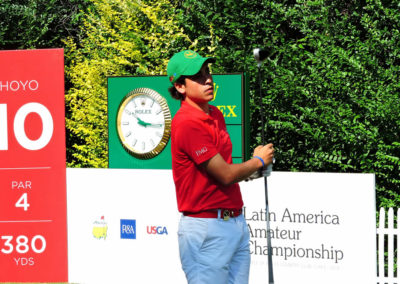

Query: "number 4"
(15, 193), (30, 211)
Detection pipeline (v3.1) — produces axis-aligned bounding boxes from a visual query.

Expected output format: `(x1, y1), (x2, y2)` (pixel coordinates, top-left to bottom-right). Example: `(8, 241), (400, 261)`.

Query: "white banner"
(67, 169), (375, 284)
(241, 172), (376, 284)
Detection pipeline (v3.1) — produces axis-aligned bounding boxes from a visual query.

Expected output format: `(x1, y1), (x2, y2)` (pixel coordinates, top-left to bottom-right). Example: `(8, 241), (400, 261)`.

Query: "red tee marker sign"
(0, 49), (68, 282)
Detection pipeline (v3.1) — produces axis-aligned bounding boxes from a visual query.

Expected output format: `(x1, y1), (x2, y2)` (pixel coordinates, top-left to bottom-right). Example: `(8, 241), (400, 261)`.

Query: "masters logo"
(93, 216), (108, 240)
(184, 50), (197, 59)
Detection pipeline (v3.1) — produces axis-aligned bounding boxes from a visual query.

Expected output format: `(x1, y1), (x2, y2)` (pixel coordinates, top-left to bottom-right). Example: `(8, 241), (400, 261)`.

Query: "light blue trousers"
(178, 212), (250, 284)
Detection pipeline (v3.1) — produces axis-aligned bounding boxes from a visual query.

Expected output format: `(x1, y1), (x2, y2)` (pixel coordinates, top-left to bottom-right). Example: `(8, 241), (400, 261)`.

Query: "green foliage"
(64, 0), (194, 167)
(4, 0), (397, 208)
(0, 0), (91, 49)
(173, 0), (400, 209)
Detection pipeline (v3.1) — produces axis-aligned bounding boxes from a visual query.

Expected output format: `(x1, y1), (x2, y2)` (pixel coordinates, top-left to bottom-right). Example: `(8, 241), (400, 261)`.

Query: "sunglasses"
(186, 66), (211, 81)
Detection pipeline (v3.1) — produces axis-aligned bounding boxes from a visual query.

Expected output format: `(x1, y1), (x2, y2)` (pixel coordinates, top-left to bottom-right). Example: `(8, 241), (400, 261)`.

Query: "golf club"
(254, 47), (275, 284)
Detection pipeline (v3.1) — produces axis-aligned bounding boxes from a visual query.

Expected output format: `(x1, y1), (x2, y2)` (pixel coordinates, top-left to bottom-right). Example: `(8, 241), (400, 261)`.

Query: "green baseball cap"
(167, 50), (215, 84)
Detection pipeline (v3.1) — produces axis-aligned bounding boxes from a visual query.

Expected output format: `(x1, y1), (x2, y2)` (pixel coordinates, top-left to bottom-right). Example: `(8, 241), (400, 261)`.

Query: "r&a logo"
(121, 219), (136, 239)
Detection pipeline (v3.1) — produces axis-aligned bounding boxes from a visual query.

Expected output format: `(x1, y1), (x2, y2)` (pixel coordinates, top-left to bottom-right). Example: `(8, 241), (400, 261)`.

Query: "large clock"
(116, 88), (172, 159)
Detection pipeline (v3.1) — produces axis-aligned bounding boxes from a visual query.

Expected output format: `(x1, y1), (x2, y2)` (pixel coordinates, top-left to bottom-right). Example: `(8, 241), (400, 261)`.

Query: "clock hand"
(145, 123), (163, 128)
(138, 119), (151, 127)
(129, 112), (150, 127)
(129, 111), (162, 128)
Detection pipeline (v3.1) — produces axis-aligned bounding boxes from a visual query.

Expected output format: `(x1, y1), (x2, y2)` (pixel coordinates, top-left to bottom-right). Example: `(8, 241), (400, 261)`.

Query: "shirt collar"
(180, 100), (214, 121)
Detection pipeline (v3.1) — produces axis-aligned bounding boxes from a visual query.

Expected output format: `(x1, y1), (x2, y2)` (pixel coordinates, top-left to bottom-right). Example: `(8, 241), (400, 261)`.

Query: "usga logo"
(146, 226), (168, 235)
(121, 219), (136, 239)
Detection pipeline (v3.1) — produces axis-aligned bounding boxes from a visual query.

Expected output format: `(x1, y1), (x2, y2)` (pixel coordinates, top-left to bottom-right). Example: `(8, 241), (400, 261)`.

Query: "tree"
(64, 0), (194, 167)
(172, 0), (400, 208)
(64, 0), (400, 208)
(0, 0), (91, 50)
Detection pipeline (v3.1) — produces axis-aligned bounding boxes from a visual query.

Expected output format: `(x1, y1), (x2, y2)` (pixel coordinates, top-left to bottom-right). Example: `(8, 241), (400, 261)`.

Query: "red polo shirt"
(171, 100), (243, 213)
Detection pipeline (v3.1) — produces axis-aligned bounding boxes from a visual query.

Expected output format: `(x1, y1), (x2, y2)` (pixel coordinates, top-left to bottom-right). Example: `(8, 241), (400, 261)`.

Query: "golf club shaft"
(258, 63), (274, 284)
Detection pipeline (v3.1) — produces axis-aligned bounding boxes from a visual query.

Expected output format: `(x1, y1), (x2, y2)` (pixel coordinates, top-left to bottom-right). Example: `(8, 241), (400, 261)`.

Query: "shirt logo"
(195, 146), (208, 157)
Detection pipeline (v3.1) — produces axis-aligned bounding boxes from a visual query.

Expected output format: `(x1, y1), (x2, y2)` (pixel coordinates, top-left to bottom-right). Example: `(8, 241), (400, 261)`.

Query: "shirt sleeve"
(174, 119), (218, 165)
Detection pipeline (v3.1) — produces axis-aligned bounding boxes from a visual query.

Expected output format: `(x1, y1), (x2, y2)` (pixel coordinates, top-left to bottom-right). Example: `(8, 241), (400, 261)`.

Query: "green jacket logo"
(93, 216), (108, 240)
(184, 50), (198, 59)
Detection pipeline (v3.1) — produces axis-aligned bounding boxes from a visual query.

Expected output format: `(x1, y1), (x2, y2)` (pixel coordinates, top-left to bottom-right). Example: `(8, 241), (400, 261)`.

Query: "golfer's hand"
(253, 143), (274, 168)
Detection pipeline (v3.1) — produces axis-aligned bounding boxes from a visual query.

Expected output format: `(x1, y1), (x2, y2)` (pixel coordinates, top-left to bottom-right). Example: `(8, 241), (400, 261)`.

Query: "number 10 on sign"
(0, 103), (54, 151)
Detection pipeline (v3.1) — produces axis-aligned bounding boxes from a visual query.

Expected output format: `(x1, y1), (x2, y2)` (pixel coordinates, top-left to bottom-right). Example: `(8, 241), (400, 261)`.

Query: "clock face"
(116, 88), (171, 159)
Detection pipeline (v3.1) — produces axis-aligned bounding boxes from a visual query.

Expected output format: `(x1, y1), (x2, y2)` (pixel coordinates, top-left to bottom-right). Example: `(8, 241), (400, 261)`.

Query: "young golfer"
(167, 50), (274, 284)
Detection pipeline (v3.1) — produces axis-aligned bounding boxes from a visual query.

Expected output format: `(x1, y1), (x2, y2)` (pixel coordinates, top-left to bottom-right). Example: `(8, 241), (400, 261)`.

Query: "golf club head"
(253, 47), (276, 64)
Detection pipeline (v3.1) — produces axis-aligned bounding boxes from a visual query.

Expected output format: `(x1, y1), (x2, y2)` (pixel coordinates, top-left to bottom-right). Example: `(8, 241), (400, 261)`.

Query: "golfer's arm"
(201, 153), (262, 186)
